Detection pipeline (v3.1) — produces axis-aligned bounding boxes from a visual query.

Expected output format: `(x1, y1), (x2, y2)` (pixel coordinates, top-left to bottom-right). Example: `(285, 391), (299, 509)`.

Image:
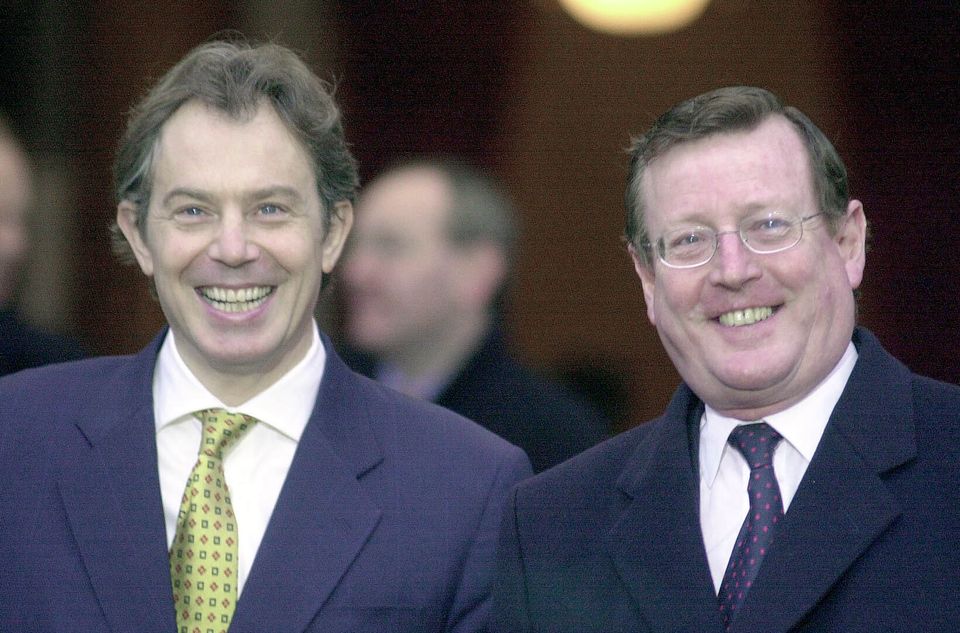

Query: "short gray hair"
(625, 86), (850, 266)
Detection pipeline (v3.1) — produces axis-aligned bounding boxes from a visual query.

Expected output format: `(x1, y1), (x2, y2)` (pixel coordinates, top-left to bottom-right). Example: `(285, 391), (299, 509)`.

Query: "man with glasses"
(494, 86), (960, 632)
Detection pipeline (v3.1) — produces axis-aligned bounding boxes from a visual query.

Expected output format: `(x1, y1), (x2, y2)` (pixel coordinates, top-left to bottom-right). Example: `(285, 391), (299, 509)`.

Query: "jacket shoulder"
(0, 355), (140, 413)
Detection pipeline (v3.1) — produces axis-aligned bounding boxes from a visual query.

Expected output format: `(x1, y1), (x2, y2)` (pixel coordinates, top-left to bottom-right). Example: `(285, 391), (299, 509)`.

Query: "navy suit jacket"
(0, 330), (531, 632)
(494, 327), (960, 632)
(342, 327), (609, 473)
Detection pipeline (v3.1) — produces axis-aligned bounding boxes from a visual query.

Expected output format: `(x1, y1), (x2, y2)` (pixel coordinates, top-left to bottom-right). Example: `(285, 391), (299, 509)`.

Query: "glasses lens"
(659, 227), (715, 267)
(741, 212), (802, 253)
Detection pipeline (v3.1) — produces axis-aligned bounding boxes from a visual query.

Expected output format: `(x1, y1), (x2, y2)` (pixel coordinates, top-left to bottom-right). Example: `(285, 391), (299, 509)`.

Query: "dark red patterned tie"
(717, 422), (784, 630)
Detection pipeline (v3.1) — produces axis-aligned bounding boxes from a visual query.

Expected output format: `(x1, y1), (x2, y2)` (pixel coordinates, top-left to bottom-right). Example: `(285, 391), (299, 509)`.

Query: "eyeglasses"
(647, 212), (824, 269)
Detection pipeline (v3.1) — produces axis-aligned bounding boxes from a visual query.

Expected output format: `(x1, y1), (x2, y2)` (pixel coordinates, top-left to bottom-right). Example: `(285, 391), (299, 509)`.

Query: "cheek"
(656, 274), (700, 319)
(266, 234), (316, 273)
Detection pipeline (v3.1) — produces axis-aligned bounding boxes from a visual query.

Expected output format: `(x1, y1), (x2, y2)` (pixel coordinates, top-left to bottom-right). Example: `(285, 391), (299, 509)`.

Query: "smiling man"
(494, 87), (960, 632)
(0, 40), (530, 633)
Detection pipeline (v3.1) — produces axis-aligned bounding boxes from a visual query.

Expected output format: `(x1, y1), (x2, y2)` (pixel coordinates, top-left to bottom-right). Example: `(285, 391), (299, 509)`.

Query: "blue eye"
(667, 229), (710, 250)
(176, 206), (209, 220)
(759, 218), (789, 231)
(259, 203), (294, 218)
(677, 233), (703, 246)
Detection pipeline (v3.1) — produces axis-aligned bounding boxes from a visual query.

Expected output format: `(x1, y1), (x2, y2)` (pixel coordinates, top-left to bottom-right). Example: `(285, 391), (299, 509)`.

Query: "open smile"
(198, 285), (274, 313)
(717, 305), (777, 327)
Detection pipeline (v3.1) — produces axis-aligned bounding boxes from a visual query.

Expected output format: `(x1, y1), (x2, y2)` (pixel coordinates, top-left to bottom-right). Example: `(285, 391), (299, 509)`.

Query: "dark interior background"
(1, 0), (957, 431)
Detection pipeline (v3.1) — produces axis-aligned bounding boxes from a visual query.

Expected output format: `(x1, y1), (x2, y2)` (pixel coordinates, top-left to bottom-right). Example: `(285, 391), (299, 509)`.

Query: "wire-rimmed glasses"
(647, 211), (824, 269)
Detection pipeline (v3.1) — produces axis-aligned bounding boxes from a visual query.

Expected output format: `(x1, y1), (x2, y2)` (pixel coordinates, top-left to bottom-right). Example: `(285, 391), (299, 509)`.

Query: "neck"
(175, 333), (313, 407)
(198, 371), (283, 407)
(385, 312), (491, 382)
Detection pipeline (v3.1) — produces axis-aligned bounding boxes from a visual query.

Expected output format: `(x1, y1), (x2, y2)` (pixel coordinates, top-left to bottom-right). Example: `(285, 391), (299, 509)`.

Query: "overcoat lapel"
(231, 340), (384, 633)
(730, 328), (915, 632)
(58, 335), (175, 632)
(607, 387), (726, 633)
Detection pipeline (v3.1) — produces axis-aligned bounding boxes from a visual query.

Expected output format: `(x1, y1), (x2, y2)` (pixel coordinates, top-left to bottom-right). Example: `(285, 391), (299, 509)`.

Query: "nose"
(707, 231), (762, 289)
(207, 213), (259, 266)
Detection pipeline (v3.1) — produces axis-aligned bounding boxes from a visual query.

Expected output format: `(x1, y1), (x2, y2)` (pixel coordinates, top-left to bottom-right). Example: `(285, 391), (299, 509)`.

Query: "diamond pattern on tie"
(170, 409), (256, 633)
(718, 422), (784, 631)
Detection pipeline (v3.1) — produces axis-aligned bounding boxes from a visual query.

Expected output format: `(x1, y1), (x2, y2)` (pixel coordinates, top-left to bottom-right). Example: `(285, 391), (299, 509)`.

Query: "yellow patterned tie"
(170, 409), (257, 633)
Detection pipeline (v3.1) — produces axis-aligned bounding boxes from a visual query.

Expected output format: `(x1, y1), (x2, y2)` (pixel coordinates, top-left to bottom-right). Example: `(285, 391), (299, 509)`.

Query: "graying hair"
(625, 86), (849, 266)
(111, 37), (358, 263)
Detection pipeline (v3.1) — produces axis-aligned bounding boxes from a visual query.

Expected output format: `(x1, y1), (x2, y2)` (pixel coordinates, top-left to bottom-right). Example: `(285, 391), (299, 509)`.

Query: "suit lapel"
(58, 335), (175, 632)
(607, 387), (726, 633)
(232, 341), (384, 633)
(731, 328), (915, 632)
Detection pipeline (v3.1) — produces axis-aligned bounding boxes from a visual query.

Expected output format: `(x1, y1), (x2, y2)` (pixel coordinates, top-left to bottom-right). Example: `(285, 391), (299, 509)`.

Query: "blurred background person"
(0, 113), (84, 376)
(340, 158), (609, 472)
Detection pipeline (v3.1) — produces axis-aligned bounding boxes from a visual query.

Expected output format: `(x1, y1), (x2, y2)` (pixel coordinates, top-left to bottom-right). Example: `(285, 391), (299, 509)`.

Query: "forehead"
(640, 117), (814, 228)
(151, 100), (316, 197)
(355, 167), (452, 237)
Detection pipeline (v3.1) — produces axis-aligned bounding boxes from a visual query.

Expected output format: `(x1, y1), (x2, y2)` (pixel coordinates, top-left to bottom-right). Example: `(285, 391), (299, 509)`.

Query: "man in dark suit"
(340, 158), (608, 472)
(0, 113), (84, 375)
(494, 86), (960, 632)
(0, 39), (530, 633)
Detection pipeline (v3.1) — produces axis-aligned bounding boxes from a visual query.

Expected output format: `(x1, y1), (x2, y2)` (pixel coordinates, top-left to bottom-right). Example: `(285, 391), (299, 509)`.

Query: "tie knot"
(727, 422), (781, 470)
(194, 408), (257, 459)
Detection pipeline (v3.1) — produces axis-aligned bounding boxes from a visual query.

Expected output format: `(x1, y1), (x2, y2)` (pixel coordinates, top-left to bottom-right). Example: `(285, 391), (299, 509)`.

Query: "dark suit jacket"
(0, 308), (85, 376)
(0, 330), (532, 633)
(494, 327), (960, 632)
(343, 327), (608, 473)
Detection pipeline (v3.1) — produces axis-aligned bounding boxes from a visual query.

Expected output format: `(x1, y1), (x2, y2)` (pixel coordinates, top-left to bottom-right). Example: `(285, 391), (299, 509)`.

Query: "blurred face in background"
(342, 167), (468, 360)
(0, 137), (31, 306)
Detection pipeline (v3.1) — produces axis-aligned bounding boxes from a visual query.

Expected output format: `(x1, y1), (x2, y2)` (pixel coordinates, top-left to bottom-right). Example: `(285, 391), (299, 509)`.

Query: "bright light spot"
(557, 0), (712, 35)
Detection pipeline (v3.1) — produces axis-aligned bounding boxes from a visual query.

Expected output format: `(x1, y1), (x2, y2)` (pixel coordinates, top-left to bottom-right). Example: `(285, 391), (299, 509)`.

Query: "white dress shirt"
(699, 342), (858, 593)
(154, 324), (326, 595)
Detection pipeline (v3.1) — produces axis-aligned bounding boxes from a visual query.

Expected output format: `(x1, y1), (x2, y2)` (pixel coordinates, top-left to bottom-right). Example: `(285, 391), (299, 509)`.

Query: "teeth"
(718, 306), (774, 327)
(200, 286), (272, 313)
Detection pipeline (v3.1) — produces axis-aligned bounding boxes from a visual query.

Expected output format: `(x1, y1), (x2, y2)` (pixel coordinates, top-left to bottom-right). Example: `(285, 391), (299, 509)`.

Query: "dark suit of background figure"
(0, 308), (85, 376)
(494, 328), (960, 633)
(0, 332), (531, 633)
(343, 325), (609, 474)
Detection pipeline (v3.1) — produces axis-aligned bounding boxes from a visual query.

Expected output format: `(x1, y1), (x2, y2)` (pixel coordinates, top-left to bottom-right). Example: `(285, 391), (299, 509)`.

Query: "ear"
(116, 200), (154, 277)
(453, 241), (507, 310)
(628, 242), (658, 326)
(321, 200), (354, 273)
(836, 199), (867, 290)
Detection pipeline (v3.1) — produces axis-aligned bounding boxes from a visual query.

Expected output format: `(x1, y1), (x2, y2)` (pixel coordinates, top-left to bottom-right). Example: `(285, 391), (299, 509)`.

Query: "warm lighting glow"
(557, 0), (712, 35)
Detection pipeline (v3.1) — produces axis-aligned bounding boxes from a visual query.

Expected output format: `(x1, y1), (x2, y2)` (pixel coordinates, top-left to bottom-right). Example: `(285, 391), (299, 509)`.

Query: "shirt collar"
(153, 323), (326, 441)
(699, 341), (858, 488)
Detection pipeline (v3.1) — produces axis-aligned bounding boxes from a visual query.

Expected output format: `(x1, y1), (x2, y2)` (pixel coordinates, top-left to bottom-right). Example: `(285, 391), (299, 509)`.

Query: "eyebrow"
(161, 186), (306, 207)
(245, 186), (305, 205)
(161, 188), (215, 207)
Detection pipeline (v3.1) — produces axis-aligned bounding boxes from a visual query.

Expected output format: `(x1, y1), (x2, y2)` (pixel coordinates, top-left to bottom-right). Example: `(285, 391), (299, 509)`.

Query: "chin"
(722, 363), (794, 394)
